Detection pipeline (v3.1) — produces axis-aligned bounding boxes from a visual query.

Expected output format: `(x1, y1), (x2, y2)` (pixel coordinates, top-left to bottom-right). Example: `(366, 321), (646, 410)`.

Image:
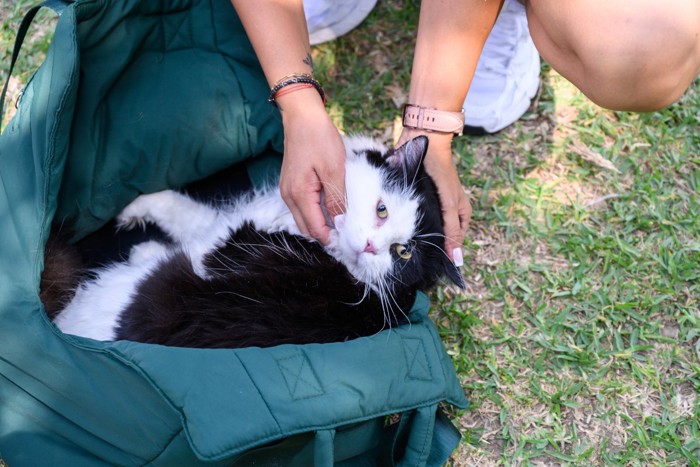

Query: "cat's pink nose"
(363, 240), (377, 255)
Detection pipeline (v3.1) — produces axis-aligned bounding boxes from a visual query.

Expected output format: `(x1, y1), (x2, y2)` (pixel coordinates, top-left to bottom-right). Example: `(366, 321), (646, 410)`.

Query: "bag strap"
(381, 405), (463, 467)
(0, 0), (68, 133)
(425, 408), (464, 466)
(314, 429), (336, 466)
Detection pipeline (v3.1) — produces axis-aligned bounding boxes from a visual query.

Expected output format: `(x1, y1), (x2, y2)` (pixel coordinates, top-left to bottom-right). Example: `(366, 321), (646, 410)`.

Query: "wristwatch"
(402, 104), (464, 136)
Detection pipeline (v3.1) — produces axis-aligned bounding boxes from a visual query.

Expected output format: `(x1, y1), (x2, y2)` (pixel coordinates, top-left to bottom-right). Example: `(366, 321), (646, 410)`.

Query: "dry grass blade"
(569, 139), (621, 173)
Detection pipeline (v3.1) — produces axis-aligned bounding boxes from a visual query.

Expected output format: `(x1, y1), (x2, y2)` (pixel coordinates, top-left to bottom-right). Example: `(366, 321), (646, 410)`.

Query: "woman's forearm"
(409, 0), (504, 111)
(231, 0), (325, 114)
(231, 0), (313, 86)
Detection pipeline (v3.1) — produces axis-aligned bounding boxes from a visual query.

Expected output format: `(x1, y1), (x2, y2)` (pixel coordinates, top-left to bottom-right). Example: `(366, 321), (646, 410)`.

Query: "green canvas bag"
(0, 0), (468, 464)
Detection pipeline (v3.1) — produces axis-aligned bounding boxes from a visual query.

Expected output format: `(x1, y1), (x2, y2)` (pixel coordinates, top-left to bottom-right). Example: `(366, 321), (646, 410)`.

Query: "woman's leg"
(526, 0), (700, 111)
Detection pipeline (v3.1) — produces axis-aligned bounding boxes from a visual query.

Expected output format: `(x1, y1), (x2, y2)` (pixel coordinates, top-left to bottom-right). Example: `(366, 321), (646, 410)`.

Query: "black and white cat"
(50, 135), (464, 348)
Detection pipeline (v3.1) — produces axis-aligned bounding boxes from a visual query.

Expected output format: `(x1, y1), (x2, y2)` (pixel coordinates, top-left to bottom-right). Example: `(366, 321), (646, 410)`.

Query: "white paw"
(116, 190), (174, 231)
(128, 240), (168, 264)
(116, 196), (153, 231)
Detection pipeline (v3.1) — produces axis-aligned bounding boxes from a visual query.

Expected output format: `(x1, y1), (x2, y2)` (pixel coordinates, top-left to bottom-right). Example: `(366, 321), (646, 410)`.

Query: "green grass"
(440, 71), (700, 465)
(316, 3), (700, 465)
(3, 1), (699, 465)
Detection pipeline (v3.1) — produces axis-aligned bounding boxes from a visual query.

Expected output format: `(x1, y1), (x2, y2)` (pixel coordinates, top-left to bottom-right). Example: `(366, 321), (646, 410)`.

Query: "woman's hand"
(399, 129), (471, 265)
(278, 90), (346, 245)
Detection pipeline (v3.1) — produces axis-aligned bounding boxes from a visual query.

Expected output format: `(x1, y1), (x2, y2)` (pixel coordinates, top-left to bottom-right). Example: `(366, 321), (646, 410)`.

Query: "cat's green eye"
(376, 203), (388, 219)
(394, 244), (412, 260)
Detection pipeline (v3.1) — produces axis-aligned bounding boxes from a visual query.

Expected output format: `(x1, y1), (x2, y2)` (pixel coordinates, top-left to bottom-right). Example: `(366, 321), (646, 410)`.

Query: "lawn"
(2, 1), (699, 465)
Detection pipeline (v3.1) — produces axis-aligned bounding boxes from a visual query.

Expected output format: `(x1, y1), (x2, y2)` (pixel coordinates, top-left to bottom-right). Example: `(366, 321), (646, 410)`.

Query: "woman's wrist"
(269, 74), (326, 107)
(276, 86), (327, 117)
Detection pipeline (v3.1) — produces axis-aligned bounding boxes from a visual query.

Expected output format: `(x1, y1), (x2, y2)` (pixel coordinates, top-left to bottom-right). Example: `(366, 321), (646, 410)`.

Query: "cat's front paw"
(117, 197), (152, 231)
(116, 190), (175, 231)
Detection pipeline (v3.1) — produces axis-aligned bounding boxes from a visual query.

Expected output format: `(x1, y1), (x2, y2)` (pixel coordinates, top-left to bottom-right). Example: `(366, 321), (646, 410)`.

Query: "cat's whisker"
(384, 277), (409, 325)
(387, 266), (410, 287)
(417, 238), (457, 264)
(377, 288), (392, 332)
(363, 284), (374, 309)
(342, 283), (371, 307)
(417, 230), (464, 252)
(408, 166), (421, 191)
(414, 232), (446, 240)
(319, 180), (348, 219)
(234, 240), (291, 261)
(206, 253), (238, 277)
(373, 275), (405, 333)
(214, 290), (263, 304)
(413, 175), (430, 188)
(321, 180), (346, 204)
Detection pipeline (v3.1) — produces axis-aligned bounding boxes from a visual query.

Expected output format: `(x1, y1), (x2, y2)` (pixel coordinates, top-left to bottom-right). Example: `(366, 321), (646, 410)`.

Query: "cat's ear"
(386, 136), (429, 174)
(443, 257), (466, 289)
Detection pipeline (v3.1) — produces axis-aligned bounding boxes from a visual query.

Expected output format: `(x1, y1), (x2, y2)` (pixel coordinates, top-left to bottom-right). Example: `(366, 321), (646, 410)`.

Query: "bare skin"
(525, 0), (700, 111)
(232, 0), (700, 263)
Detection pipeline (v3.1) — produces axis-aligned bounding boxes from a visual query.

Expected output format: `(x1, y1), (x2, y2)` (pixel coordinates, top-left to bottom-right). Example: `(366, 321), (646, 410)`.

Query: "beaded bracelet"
(268, 73), (327, 107)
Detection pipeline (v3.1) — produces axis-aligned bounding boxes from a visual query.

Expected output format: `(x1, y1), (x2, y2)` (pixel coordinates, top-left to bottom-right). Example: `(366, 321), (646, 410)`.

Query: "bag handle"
(0, 0), (68, 133)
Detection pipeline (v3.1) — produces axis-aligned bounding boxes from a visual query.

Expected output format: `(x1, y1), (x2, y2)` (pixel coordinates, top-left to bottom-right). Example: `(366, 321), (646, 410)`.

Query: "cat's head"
(328, 135), (465, 295)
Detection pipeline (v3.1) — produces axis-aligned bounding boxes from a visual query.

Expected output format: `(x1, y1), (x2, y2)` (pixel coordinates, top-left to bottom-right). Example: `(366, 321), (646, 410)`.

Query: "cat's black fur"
(40, 231), (85, 320)
(116, 224), (406, 348)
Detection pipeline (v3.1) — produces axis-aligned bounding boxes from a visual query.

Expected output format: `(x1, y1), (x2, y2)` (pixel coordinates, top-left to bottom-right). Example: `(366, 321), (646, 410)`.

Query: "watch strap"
(402, 104), (464, 135)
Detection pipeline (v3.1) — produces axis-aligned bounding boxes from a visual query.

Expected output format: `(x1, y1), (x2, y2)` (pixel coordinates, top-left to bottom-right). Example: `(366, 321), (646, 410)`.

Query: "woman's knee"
(526, 0), (700, 111)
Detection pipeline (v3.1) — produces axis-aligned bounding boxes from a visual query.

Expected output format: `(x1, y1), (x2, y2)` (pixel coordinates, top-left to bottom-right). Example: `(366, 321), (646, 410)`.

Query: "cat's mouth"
(349, 251), (391, 285)
(325, 232), (389, 287)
